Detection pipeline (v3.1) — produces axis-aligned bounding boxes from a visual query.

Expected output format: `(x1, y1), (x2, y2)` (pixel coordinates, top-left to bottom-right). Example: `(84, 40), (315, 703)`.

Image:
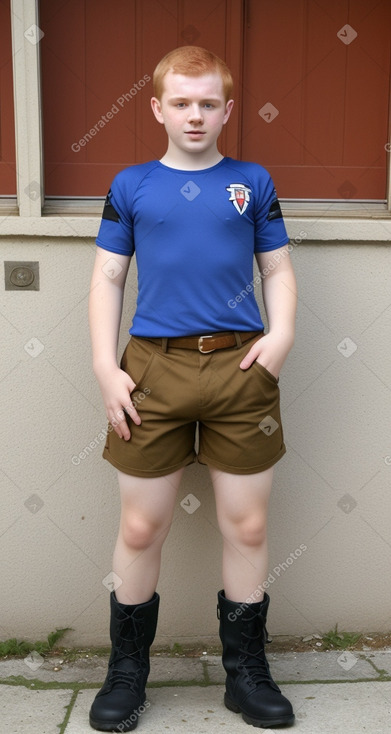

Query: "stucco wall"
(1, 237), (390, 647)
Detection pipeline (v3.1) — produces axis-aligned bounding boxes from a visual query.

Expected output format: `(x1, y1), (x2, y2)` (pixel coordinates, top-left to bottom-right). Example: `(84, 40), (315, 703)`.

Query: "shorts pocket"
(132, 353), (156, 391)
(252, 359), (279, 385)
(120, 338), (157, 391)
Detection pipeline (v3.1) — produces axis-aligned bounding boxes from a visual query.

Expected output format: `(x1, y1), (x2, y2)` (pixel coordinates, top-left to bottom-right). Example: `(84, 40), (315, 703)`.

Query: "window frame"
(1, 0), (391, 244)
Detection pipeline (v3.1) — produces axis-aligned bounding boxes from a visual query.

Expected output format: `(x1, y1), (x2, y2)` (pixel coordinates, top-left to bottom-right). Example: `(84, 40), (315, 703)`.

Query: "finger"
(122, 375), (141, 423)
(124, 402), (141, 426)
(121, 370), (136, 392)
(108, 406), (133, 439)
(125, 375), (137, 392)
(239, 345), (260, 370)
(116, 419), (131, 441)
(109, 414), (131, 441)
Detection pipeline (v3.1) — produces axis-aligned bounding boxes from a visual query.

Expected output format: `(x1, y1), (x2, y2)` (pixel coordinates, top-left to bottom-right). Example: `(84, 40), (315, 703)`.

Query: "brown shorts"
(102, 333), (286, 477)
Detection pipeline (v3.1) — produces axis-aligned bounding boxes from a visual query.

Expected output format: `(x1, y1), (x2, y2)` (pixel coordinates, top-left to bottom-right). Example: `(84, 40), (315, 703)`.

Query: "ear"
(223, 99), (234, 125)
(151, 97), (164, 124)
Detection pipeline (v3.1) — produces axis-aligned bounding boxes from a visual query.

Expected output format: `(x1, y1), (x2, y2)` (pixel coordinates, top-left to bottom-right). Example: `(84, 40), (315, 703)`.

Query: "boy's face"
(151, 71), (234, 157)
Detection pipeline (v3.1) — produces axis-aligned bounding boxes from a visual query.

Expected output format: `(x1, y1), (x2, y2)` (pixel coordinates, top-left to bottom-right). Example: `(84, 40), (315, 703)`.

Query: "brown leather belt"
(139, 330), (263, 354)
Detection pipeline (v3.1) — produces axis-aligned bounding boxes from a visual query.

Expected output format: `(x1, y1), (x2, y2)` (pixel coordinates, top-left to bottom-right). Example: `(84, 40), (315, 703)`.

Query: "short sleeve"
(254, 174), (289, 253)
(96, 174), (134, 256)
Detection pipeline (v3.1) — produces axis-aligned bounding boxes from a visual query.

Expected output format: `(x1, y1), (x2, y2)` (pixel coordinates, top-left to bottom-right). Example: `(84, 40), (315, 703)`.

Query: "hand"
(95, 365), (141, 440)
(239, 333), (293, 379)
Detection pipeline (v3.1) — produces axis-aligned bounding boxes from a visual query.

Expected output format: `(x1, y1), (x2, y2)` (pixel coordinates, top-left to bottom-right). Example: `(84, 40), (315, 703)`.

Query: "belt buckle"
(198, 335), (216, 353)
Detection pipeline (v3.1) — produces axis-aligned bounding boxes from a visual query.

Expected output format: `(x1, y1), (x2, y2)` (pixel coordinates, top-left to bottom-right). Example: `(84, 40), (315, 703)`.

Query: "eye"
(176, 102), (186, 108)
(204, 103), (214, 109)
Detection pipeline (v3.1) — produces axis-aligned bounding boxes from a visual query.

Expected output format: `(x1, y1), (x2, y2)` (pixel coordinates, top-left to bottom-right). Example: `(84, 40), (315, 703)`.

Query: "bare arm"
(239, 245), (297, 378)
(88, 246), (139, 440)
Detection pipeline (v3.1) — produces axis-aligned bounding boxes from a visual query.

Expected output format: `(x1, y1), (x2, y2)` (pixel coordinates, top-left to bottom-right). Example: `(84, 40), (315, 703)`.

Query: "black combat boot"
(217, 590), (294, 728)
(89, 591), (159, 732)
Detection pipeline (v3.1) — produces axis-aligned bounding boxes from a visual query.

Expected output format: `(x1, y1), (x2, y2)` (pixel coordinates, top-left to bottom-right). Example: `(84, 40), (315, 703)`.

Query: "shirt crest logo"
(226, 183), (251, 215)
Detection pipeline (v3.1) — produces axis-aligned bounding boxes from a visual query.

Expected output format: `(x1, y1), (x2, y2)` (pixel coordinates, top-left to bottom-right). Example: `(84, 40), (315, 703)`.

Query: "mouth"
(185, 131), (206, 136)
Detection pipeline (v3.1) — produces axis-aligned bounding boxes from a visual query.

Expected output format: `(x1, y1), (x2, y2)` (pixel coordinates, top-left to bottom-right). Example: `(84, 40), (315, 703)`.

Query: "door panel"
(40, 0), (242, 196)
(40, 0), (391, 199)
(240, 0), (391, 199)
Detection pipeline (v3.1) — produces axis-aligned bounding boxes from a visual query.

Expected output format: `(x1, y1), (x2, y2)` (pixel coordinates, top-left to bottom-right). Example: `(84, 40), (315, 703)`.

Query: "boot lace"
(238, 611), (280, 690)
(107, 617), (145, 691)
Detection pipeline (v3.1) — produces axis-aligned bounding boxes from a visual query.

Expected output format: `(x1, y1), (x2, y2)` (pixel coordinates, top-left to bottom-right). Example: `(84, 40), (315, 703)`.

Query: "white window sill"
(1, 199), (391, 241)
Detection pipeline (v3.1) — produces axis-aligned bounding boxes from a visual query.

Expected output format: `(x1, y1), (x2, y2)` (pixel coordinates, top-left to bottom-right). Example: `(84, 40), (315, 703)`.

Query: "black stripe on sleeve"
(102, 189), (121, 223)
(267, 197), (283, 221)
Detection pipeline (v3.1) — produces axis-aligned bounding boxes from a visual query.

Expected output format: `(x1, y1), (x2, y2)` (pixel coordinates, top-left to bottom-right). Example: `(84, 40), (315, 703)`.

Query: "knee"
(120, 514), (162, 551)
(227, 515), (267, 548)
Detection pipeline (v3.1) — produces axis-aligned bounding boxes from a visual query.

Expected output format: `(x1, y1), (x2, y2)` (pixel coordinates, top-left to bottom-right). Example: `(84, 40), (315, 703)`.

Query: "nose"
(187, 104), (203, 123)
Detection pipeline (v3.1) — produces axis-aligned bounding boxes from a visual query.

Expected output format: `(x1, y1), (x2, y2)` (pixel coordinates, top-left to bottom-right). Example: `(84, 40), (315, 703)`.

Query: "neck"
(160, 143), (223, 171)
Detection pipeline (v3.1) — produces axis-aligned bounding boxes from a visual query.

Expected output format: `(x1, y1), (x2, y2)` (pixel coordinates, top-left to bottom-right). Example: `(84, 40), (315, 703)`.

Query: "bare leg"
(112, 468), (184, 605)
(210, 465), (274, 602)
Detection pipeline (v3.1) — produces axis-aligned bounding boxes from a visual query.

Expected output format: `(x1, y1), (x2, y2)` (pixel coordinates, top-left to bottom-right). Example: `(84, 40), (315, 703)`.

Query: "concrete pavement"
(1, 649), (391, 733)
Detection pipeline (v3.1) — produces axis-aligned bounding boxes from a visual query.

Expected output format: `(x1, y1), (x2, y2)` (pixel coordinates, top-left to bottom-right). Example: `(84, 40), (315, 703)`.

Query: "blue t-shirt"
(96, 157), (289, 336)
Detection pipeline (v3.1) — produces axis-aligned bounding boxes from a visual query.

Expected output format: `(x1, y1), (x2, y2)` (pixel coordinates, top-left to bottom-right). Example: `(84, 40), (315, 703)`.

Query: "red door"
(40, 0), (391, 199)
(40, 0), (242, 196)
(240, 0), (391, 199)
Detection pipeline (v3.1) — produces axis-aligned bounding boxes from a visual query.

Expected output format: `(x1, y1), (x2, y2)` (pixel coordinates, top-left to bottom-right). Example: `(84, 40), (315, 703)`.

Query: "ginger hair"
(153, 46), (233, 102)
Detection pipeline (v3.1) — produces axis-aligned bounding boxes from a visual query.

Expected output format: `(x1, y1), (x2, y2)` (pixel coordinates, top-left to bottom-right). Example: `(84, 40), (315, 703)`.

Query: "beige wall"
(1, 237), (390, 647)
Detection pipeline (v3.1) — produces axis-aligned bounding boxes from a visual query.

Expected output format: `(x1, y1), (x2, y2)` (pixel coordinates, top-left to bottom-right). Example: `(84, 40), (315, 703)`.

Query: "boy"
(88, 46), (297, 732)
